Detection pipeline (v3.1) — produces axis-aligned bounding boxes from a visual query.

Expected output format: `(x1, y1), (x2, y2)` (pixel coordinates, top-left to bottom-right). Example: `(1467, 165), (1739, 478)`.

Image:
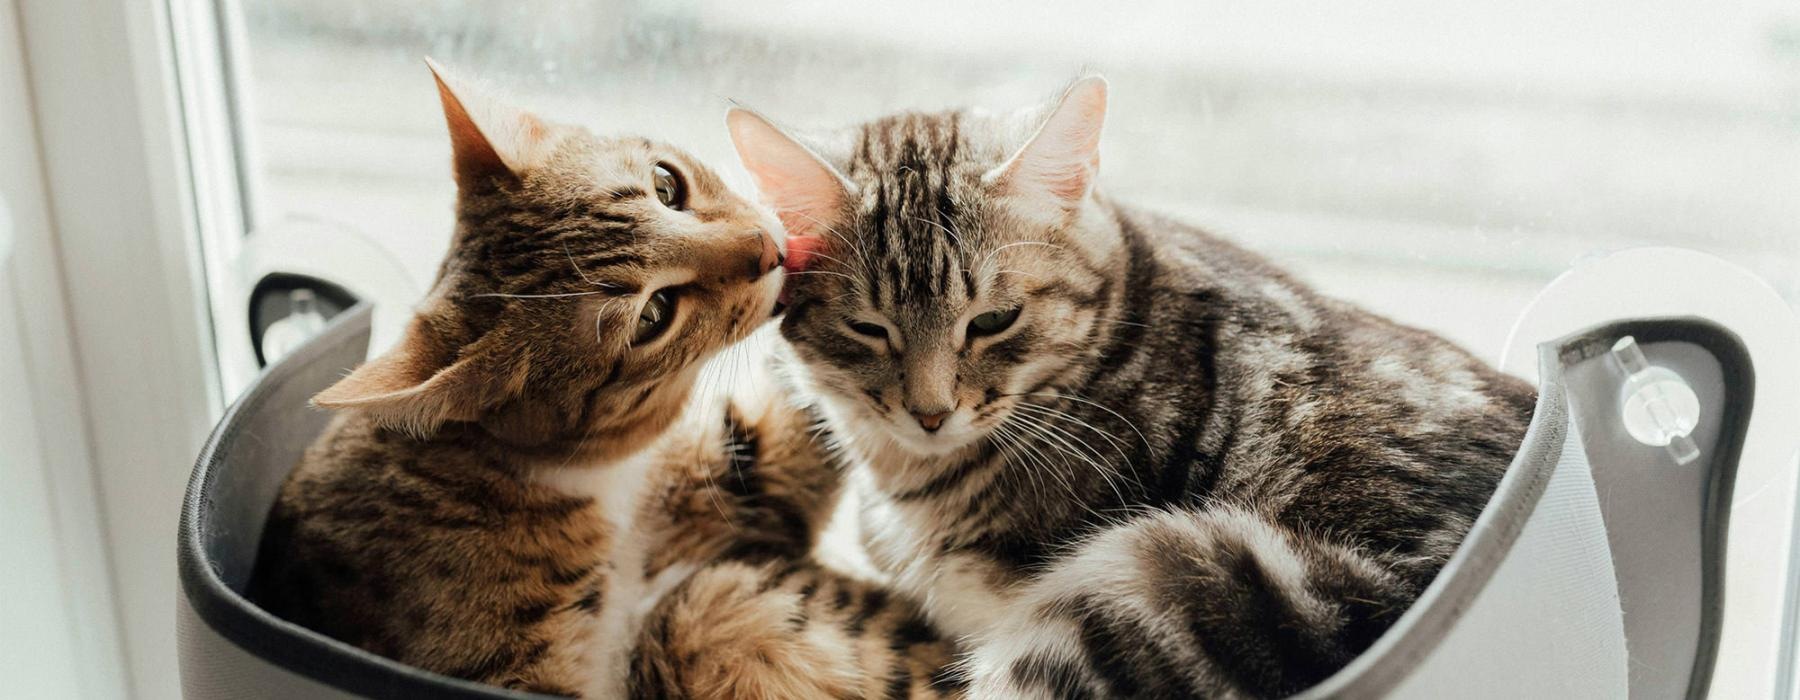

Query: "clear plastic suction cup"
(1609, 336), (1701, 465)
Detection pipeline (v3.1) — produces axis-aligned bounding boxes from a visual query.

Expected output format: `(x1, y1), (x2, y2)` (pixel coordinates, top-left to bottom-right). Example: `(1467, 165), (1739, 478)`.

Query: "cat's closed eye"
(847, 320), (889, 341)
(653, 163), (687, 210)
(634, 289), (678, 344)
(967, 307), (1020, 337)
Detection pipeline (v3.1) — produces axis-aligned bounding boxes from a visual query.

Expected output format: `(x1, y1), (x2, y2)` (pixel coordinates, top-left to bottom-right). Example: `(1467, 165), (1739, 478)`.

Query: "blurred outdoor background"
(237, 0), (1800, 363)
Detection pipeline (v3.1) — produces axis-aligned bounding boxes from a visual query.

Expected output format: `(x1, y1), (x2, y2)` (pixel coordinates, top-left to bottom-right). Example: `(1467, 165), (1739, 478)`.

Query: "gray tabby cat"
(728, 77), (1536, 698)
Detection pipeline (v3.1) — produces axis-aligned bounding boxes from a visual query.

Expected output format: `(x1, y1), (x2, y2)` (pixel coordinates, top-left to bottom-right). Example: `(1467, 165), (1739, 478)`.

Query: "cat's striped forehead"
(830, 110), (1020, 310)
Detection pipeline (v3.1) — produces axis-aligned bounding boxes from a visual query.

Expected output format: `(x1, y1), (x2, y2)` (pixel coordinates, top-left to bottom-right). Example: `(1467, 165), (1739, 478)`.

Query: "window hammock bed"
(176, 250), (1800, 699)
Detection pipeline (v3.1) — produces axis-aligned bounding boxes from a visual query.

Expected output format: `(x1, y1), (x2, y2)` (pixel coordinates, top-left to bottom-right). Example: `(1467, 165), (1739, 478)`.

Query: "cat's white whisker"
(562, 241), (620, 288)
(905, 214), (965, 248)
(471, 290), (615, 299)
(991, 268), (1044, 281)
(1004, 424), (1077, 507)
(1015, 390), (1149, 449)
(992, 419), (1068, 502)
(792, 252), (863, 275)
(978, 240), (1065, 272)
(1083, 313), (1151, 330)
(1008, 409), (1128, 507)
(1022, 401), (1130, 455)
(786, 210), (870, 263)
(1029, 413), (1123, 496)
(1013, 402), (1130, 453)
(1014, 404), (1144, 509)
(784, 270), (858, 283)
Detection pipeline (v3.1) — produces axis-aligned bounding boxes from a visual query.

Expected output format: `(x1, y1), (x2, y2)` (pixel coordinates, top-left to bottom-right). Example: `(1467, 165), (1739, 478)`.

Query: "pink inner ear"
(777, 235), (822, 307)
(783, 235), (824, 273)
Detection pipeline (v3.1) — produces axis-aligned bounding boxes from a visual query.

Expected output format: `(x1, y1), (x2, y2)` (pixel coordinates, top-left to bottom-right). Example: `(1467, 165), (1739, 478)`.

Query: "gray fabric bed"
(177, 304), (1752, 698)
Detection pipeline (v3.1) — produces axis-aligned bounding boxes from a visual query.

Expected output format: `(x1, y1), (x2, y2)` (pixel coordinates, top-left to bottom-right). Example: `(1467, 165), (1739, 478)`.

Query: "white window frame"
(1, 3), (128, 697)
(13, 0), (229, 697)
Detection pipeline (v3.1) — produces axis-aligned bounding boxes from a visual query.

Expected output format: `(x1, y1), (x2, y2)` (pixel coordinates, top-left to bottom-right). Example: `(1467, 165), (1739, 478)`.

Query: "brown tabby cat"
(251, 63), (960, 698)
(732, 77), (1536, 698)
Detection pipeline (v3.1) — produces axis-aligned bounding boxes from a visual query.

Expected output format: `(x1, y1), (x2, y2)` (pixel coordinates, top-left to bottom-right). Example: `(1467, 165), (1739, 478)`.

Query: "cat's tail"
(962, 507), (1417, 699)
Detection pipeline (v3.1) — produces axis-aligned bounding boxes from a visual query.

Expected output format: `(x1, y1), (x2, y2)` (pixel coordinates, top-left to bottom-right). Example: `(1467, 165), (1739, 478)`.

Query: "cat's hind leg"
(963, 507), (1414, 700)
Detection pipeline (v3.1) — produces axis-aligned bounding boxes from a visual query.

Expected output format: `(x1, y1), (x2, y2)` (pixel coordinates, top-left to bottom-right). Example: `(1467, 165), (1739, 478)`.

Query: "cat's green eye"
(968, 307), (1021, 337)
(652, 163), (687, 211)
(847, 320), (889, 340)
(633, 290), (677, 345)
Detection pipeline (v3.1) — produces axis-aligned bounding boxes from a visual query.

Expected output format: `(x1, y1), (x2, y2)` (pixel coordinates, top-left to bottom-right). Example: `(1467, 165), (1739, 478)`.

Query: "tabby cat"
(252, 63), (960, 698)
(730, 77), (1536, 698)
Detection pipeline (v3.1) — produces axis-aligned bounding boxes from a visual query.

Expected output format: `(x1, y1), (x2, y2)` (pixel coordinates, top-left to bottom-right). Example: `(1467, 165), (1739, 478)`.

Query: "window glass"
(238, 0), (1800, 361)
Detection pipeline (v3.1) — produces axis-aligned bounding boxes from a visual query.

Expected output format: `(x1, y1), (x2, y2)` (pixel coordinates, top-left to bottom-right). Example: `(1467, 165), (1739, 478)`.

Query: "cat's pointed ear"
(313, 312), (528, 434)
(726, 107), (850, 239)
(425, 57), (558, 188)
(985, 76), (1108, 211)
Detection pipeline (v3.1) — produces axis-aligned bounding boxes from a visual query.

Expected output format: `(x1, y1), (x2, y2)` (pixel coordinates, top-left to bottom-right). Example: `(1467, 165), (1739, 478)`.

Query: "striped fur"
(630, 559), (964, 699)
(736, 79), (1536, 698)
(630, 379), (965, 700)
(254, 66), (958, 698)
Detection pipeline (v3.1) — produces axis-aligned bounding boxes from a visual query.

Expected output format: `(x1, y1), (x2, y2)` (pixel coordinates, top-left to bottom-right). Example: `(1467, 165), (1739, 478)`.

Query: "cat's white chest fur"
(856, 473), (1014, 641)
(533, 447), (694, 699)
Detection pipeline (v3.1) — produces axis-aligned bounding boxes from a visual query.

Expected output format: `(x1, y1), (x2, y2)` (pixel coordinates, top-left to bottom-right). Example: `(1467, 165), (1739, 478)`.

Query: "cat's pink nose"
(756, 230), (783, 278)
(911, 411), (950, 433)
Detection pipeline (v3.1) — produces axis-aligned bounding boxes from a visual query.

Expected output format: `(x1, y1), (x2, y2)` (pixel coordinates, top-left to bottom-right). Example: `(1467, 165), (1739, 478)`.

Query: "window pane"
(238, 0), (1800, 360)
